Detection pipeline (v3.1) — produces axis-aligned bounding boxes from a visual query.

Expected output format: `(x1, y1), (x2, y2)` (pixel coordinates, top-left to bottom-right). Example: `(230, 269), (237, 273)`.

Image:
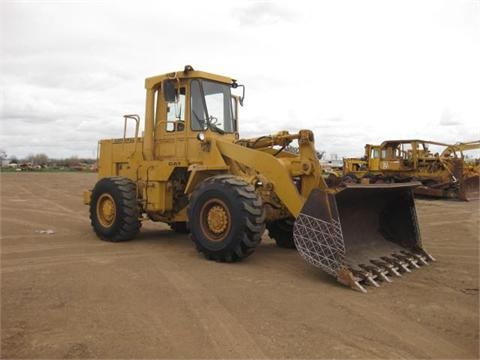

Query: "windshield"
(190, 79), (235, 133)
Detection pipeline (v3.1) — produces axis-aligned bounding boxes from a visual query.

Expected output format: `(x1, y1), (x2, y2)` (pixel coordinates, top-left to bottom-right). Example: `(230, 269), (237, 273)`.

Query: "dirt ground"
(1, 172), (478, 359)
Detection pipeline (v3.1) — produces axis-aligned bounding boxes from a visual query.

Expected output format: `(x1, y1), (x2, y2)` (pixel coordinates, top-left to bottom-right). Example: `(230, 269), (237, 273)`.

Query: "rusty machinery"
(342, 140), (480, 201)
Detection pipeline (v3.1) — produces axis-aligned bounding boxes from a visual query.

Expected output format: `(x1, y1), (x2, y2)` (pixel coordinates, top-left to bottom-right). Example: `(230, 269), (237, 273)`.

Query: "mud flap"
(293, 182), (435, 292)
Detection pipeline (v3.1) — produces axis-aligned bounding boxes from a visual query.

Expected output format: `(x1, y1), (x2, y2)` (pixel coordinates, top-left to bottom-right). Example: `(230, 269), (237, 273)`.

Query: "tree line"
(1, 149), (95, 168)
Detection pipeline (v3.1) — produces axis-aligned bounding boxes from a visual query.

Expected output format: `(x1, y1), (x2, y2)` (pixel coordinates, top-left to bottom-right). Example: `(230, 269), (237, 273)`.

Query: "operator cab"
(142, 66), (244, 161)
(158, 68), (242, 136)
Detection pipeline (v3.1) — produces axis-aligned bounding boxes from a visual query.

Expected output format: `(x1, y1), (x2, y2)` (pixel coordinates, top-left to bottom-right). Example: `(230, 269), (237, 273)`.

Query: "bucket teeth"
(401, 250), (429, 265)
(341, 250), (434, 293)
(381, 256), (411, 273)
(336, 268), (368, 293)
(342, 249), (434, 293)
(417, 249), (436, 262)
(353, 281), (368, 293)
(359, 264), (392, 283)
(392, 253), (420, 269)
(350, 268), (380, 287)
(370, 259), (402, 277)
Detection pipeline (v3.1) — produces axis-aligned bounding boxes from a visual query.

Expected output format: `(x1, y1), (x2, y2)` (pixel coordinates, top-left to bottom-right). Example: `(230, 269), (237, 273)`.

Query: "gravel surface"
(1, 173), (478, 359)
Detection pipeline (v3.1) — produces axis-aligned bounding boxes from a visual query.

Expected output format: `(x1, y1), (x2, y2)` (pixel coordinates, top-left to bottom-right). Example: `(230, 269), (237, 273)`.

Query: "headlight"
(197, 132), (206, 142)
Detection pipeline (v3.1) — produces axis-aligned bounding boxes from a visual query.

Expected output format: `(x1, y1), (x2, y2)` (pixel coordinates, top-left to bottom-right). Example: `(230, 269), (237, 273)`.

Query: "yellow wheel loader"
(84, 66), (434, 292)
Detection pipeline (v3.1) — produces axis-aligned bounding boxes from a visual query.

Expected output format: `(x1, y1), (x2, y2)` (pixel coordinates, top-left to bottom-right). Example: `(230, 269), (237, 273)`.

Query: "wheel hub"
(97, 194), (116, 228)
(199, 198), (232, 242)
(207, 205), (228, 234)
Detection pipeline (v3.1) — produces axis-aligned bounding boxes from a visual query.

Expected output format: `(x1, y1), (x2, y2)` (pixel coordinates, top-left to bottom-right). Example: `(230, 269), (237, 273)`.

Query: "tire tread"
(188, 175), (265, 262)
(90, 177), (140, 242)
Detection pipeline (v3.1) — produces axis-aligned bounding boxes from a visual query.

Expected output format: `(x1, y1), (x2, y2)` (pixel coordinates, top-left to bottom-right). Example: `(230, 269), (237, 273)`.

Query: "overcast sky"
(1, 0), (479, 159)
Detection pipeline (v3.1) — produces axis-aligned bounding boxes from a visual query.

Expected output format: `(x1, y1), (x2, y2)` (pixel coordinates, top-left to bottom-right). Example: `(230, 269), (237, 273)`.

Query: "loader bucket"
(458, 174), (479, 201)
(293, 182), (435, 292)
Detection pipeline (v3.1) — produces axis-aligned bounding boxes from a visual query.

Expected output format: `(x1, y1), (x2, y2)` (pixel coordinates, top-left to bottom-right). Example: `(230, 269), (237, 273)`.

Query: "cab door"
(368, 146), (381, 171)
(154, 83), (188, 160)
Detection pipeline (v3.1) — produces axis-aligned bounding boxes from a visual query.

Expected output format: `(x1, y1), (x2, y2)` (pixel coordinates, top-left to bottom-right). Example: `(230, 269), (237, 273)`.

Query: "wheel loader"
(342, 140), (480, 201)
(84, 66), (434, 292)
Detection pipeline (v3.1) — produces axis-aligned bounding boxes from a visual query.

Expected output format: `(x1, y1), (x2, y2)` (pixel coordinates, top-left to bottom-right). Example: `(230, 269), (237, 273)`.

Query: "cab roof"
(145, 65), (236, 90)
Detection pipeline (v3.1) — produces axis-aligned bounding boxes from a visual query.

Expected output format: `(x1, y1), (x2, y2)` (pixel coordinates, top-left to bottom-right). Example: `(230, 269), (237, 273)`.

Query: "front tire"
(90, 177), (140, 242)
(187, 175), (265, 262)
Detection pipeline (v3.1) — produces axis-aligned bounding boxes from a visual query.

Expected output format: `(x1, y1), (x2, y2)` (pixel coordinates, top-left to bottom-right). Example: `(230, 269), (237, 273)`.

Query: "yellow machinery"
(343, 144), (380, 177)
(343, 140), (480, 200)
(84, 66), (434, 292)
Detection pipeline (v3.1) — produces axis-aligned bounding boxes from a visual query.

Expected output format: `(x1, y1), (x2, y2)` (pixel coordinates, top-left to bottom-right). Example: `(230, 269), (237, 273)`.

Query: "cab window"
(190, 79), (235, 133)
(166, 87), (186, 132)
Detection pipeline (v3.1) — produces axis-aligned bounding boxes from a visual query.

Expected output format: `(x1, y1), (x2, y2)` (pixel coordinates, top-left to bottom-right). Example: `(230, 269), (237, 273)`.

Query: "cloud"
(439, 108), (462, 126)
(2, 88), (62, 122)
(233, 1), (295, 26)
(0, 0), (479, 160)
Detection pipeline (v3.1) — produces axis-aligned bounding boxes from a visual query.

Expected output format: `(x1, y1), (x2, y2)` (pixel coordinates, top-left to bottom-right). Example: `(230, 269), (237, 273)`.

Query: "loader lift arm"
(216, 129), (325, 217)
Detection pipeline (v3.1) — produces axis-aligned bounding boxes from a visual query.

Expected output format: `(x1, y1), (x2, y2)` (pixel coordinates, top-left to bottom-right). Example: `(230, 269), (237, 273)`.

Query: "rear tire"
(267, 218), (296, 249)
(90, 177), (140, 242)
(187, 175), (265, 262)
(170, 222), (189, 233)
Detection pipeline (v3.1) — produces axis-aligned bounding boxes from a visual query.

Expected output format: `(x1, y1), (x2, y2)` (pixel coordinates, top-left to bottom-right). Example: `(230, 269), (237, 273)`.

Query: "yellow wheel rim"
(200, 199), (231, 242)
(97, 193), (116, 228)
(207, 205), (229, 234)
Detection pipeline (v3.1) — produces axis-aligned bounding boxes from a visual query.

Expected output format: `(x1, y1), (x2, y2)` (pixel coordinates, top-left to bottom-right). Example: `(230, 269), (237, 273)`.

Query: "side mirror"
(163, 80), (176, 102)
(238, 84), (245, 106)
(232, 82), (245, 106)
